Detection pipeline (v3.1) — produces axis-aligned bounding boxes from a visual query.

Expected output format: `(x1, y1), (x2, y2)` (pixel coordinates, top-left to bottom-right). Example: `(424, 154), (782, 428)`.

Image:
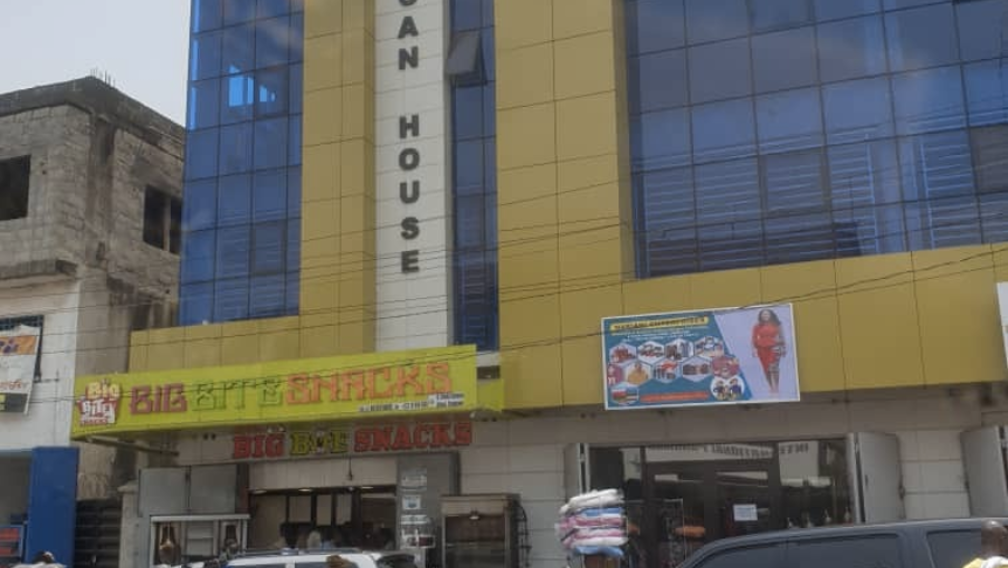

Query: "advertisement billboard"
(602, 304), (799, 409)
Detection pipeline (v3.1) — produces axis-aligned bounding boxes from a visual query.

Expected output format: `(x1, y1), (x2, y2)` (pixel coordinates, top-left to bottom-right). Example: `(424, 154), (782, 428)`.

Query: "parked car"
(680, 518), (1008, 568)
(169, 549), (417, 568)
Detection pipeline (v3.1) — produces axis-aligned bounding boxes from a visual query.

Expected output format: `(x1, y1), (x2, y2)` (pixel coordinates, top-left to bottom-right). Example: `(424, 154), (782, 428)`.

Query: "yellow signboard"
(72, 345), (479, 438)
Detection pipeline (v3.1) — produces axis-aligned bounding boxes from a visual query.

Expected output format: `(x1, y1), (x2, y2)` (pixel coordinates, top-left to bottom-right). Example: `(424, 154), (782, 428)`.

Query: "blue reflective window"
(188, 79), (220, 130)
(181, 229), (216, 283)
(695, 159), (762, 271)
(253, 169), (287, 222)
(286, 218), (301, 272)
(757, 88), (824, 153)
(970, 125), (1008, 194)
(892, 65), (966, 135)
(884, 0), (947, 10)
(287, 166), (302, 217)
(482, 31), (496, 79)
(180, 282), (214, 325)
(749, 0), (812, 32)
(814, 0), (879, 21)
(635, 167), (697, 276)
(256, 17), (290, 69)
(191, 31), (222, 81)
(288, 115), (302, 165)
(453, 0), (482, 31)
(218, 173), (251, 226)
(254, 118), (288, 170)
(905, 195), (981, 251)
(981, 192), (1008, 243)
(823, 77), (894, 144)
(688, 38), (751, 103)
(184, 129), (218, 180)
(258, 0), (289, 19)
(221, 24), (255, 75)
(193, 0), (222, 33)
(631, 49), (688, 113)
(453, 87), (483, 140)
(751, 27), (817, 93)
(252, 221), (285, 274)
(285, 271), (299, 315)
(183, 179), (218, 231)
(251, 274), (286, 317)
(455, 140), (484, 194)
(628, 0), (686, 55)
(214, 278), (250, 322)
(899, 130), (976, 201)
(482, 85), (495, 136)
(223, 0), (256, 26)
(257, 67), (289, 117)
(290, 13), (304, 62)
(685, 0), (748, 44)
(219, 122), (254, 174)
(220, 73), (255, 124)
(761, 150), (826, 215)
(817, 15), (887, 83)
(632, 108), (691, 170)
(958, 0), (1008, 62)
(965, 61), (1008, 127)
(289, 64), (303, 114)
(692, 99), (756, 163)
(216, 225), (251, 277)
(885, 4), (958, 73)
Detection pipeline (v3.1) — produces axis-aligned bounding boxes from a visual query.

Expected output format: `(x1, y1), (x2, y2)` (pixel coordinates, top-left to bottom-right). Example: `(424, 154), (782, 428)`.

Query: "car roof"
(694, 518), (1008, 555)
(226, 551), (411, 566)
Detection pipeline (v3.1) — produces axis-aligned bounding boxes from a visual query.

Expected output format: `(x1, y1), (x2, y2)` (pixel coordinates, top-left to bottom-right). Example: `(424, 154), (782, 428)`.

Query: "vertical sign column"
(375, 0), (451, 350)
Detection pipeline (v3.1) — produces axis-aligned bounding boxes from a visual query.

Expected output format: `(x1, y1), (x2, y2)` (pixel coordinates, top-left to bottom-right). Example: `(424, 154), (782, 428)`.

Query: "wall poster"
(602, 304), (799, 409)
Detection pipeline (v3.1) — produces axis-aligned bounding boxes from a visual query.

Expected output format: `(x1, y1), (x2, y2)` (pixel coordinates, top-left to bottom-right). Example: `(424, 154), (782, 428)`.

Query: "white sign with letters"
(375, 0), (451, 351)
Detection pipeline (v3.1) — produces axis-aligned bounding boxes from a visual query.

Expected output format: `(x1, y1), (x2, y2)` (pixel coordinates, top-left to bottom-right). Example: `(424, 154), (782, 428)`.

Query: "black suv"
(679, 518), (1008, 568)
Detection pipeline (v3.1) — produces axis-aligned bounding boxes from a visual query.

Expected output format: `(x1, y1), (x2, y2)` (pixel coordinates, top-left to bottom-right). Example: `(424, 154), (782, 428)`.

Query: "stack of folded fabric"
(555, 489), (627, 558)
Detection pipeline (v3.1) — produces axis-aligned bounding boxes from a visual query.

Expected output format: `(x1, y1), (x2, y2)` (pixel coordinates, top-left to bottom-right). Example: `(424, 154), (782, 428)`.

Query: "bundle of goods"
(555, 489), (627, 558)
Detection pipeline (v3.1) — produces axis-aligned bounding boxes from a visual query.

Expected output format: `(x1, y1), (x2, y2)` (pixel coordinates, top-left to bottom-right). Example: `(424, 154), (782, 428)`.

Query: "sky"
(0, 1), (191, 125)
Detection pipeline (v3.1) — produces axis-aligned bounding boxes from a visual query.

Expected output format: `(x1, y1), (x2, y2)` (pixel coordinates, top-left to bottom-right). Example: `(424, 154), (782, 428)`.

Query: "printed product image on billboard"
(602, 305), (799, 409)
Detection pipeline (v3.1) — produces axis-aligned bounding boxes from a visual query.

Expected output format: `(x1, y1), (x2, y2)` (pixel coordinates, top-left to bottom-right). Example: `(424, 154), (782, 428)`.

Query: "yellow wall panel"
(300, 324), (339, 358)
(834, 254), (923, 389)
(305, 0), (343, 38)
(304, 34), (342, 92)
(690, 268), (763, 309)
(184, 338), (221, 369)
(302, 199), (340, 241)
(303, 144), (341, 203)
(184, 324), (221, 341)
(221, 335), (259, 366)
(220, 320), (259, 337)
(559, 226), (626, 283)
(504, 344), (564, 408)
(340, 139), (374, 197)
(622, 275), (692, 316)
(148, 326), (185, 346)
(501, 295), (562, 346)
(498, 240), (560, 296)
(498, 103), (557, 170)
(495, 0), (554, 50)
(561, 336), (604, 405)
(258, 316), (301, 333)
(558, 154), (619, 193)
(497, 44), (555, 110)
(553, 0), (614, 39)
(342, 84), (371, 141)
(342, 0), (374, 35)
(303, 88), (343, 146)
(557, 182), (621, 226)
(555, 92), (619, 161)
(302, 275), (340, 313)
(559, 284), (623, 337)
(259, 330), (301, 362)
(554, 32), (617, 100)
(499, 163), (557, 204)
(911, 247), (1003, 385)
(991, 246), (1008, 281)
(338, 308), (374, 354)
(128, 344), (148, 373)
(146, 342), (178, 372)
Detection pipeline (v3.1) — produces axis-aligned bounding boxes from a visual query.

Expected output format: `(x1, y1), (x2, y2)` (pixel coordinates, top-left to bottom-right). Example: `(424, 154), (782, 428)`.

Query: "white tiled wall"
(897, 429), (970, 519)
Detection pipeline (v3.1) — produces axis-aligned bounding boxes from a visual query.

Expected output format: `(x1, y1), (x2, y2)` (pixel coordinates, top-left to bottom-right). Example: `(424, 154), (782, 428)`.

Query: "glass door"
(643, 461), (780, 568)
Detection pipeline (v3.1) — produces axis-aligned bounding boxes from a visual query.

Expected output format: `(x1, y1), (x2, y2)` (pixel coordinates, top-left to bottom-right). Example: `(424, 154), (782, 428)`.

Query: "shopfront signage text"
(71, 346), (485, 438)
(231, 421), (472, 460)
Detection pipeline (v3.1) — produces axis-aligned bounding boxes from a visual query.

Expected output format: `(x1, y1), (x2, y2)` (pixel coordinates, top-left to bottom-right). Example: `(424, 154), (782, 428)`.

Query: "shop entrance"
(248, 486), (397, 550)
(643, 459), (780, 567)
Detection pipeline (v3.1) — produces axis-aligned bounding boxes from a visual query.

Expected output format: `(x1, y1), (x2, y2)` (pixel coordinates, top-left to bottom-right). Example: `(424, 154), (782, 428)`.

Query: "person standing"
(963, 521), (1008, 568)
(751, 309), (786, 396)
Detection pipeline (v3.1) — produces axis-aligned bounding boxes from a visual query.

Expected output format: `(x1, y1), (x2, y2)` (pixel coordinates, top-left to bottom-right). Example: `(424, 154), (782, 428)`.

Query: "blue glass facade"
(628, 0), (1008, 277)
(180, 0), (303, 324)
(451, 0), (498, 351)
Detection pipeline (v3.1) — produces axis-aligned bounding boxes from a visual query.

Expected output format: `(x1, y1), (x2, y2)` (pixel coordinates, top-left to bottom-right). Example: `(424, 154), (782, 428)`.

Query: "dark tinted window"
(377, 555), (419, 568)
(0, 156), (30, 221)
(794, 535), (901, 568)
(928, 530), (978, 568)
(697, 544), (782, 568)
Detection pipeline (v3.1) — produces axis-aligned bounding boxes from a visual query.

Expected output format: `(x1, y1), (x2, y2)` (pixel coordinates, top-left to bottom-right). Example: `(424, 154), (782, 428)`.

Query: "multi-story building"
(0, 77), (183, 567)
(72, 0), (1008, 567)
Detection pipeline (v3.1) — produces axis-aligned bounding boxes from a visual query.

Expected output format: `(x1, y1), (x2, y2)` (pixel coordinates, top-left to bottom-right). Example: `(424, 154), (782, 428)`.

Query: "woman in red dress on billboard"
(751, 309), (786, 396)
